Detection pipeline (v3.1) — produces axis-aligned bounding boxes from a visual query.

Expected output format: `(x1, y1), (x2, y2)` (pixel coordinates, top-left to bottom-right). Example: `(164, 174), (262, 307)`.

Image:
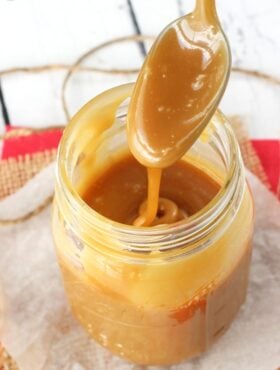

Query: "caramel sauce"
(127, 0), (230, 226)
(82, 155), (220, 226)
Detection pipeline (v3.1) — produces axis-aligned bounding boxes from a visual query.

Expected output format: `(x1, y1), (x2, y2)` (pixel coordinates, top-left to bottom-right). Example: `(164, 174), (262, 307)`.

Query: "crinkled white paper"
(0, 164), (279, 370)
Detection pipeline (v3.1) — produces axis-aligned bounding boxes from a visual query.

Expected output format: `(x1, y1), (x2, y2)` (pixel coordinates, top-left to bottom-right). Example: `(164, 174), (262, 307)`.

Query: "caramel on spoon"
(128, 0), (231, 226)
(127, 0), (231, 169)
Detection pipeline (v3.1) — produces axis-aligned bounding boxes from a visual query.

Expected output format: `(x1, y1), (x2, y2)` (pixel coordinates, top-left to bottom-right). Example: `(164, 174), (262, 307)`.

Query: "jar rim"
(56, 83), (244, 257)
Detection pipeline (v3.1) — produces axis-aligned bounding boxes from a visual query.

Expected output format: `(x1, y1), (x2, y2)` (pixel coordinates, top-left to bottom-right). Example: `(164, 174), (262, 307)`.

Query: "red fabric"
(2, 128), (63, 159)
(252, 140), (280, 195)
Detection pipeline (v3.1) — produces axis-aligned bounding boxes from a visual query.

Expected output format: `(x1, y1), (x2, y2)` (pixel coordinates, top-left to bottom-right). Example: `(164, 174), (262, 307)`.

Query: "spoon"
(127, 0), (231, 169)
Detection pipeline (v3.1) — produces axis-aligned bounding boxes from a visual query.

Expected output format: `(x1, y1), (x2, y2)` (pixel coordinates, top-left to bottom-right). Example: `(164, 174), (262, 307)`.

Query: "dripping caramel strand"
(133, 168), (162, 226)
(134, 167), (188, 226)
(135, 197), (188, 227)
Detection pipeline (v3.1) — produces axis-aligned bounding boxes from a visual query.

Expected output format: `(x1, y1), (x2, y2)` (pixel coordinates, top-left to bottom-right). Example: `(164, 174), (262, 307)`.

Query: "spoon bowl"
(127, 0), (231, 168)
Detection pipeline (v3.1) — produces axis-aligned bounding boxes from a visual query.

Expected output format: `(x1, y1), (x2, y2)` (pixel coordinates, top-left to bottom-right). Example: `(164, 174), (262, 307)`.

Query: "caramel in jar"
(52, 88), (254, 364)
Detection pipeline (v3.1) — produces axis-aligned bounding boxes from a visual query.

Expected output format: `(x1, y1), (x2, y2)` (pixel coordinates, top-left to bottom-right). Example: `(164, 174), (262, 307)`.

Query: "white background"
(0, 0), (280, 139)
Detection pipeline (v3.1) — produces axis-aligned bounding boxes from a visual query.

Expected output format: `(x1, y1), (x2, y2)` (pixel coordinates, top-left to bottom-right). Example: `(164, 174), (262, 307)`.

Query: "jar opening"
(56, 84), (245, 257)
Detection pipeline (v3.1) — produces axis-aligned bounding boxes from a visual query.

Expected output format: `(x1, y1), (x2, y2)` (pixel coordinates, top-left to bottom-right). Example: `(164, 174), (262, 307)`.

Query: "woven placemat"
(0, 149), (57, 200)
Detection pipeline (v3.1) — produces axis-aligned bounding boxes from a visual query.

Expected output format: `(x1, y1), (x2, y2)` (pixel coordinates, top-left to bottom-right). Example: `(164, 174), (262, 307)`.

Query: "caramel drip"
(133, 169), (188, 226)
(133, 168), (162, 226)
(135, 196), (188, 227)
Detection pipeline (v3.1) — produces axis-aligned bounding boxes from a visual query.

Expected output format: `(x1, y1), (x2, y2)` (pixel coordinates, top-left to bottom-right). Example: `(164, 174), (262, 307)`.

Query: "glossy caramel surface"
(82, 155), (220, 225)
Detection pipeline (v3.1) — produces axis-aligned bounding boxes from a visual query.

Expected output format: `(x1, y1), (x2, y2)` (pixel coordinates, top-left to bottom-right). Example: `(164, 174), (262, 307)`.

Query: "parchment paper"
(0, 164), (279, 370)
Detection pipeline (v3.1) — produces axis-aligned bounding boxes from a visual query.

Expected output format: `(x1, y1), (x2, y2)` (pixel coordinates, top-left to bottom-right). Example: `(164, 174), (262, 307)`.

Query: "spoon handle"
(194, 0), (218, 23)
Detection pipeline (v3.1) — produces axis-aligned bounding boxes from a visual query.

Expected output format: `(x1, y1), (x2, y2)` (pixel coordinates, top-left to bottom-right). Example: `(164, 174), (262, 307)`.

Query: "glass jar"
(52, 84), (254, 366)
